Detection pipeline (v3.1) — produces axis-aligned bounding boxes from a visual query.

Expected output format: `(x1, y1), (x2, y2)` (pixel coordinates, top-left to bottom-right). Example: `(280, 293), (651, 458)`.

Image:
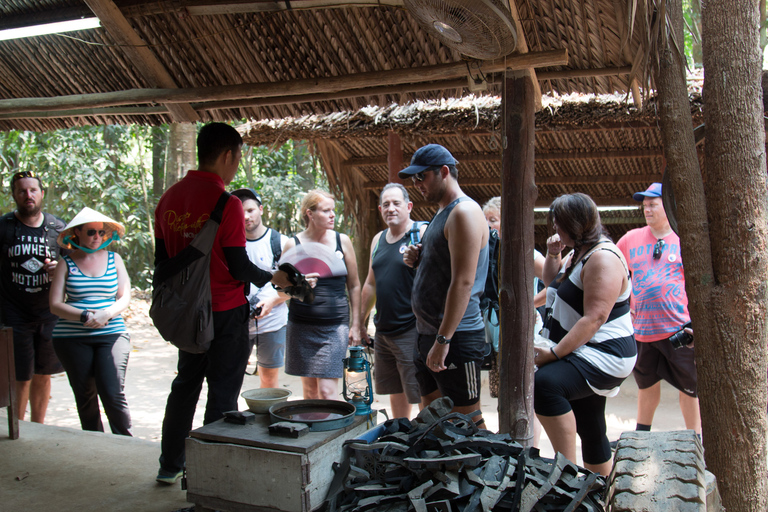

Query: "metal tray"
(269, 399), (356, 432)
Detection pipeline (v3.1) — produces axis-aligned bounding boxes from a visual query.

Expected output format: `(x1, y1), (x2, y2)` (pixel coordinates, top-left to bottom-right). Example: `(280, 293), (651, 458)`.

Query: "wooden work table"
(186, 410), (373, 512)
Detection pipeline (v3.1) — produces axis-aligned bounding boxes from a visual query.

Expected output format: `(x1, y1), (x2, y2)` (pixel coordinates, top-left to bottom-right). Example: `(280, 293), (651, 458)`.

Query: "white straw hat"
(57, 207), (125, 249)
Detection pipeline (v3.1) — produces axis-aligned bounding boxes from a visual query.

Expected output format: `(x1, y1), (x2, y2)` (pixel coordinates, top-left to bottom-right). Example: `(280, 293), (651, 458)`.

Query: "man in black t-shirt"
(0, 171), (66, 424)
(359, 183), (426, 419)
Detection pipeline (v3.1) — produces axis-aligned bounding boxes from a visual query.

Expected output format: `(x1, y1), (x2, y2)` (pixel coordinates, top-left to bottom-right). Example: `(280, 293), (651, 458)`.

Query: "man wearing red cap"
(616, 182), (701, 435)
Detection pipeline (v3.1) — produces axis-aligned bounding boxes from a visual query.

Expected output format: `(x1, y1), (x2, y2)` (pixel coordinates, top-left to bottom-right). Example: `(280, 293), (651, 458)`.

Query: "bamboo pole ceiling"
(0, 0), (646, 132)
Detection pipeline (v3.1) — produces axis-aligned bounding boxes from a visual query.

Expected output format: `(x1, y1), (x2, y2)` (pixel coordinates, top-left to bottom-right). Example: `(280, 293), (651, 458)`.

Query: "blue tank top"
(412, 197), (488, 334)
(52, 252), (127, 337)
(288, 232), (350, 325)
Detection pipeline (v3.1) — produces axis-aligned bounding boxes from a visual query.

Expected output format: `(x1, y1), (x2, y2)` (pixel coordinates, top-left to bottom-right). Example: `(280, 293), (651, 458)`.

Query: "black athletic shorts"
(414, 329), (485, 407)
(12, 320), (63, 381)
(633, 338), (697, 397)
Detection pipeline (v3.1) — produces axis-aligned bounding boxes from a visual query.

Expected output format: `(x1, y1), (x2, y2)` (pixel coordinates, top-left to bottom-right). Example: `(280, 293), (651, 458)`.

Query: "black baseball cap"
(398, 144), (458, 178)
(232, 187), (262, 205)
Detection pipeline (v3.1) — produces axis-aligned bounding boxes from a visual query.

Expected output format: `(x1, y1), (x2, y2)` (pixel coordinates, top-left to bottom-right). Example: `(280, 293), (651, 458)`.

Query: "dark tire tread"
(605, 430), (706, 512)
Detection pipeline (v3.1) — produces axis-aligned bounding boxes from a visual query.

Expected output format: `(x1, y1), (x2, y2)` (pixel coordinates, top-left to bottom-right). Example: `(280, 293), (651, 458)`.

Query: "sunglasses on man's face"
(85, 229), (106, 237)
(653, 239), (665, 259)
(411, 168), (437, 183)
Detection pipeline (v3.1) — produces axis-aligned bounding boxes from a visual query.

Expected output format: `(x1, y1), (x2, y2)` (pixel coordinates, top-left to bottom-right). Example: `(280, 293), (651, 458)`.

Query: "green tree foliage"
(231, 140), (352, 237)
(0, 124), (347, 289)
(0, 126), (156, 287)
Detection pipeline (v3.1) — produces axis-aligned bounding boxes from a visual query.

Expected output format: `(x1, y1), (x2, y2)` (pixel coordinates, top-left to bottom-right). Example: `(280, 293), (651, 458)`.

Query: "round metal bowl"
(241, 388), (292, 414)
(269, 399), (356, 431)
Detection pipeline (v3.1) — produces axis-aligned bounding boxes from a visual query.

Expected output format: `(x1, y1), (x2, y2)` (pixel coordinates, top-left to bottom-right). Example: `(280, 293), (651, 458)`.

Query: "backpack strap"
(0, 212), (16, 256)
(210, 192), (230, 224)
(42, 212), (62, 257)
(371, 228), (387, 260)
(269, 228), (282, 270)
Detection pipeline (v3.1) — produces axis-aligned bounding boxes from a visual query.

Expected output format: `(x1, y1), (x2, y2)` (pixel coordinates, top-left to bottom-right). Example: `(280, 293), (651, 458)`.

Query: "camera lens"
(669, 328), (693, 350)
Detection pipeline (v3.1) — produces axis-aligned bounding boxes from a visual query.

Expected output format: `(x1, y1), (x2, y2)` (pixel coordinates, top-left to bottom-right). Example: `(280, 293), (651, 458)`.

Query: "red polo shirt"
(155, 170), (247, 312)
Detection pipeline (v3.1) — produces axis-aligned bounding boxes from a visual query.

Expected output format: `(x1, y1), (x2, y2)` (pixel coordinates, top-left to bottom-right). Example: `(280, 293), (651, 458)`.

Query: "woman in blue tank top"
(49, 207), (132, 436)
(283, 190), (362, 400)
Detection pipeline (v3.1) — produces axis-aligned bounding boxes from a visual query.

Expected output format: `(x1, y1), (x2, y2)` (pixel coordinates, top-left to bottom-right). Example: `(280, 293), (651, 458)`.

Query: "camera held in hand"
(668, 322), (693, 350)
(249, 305), (263, 320)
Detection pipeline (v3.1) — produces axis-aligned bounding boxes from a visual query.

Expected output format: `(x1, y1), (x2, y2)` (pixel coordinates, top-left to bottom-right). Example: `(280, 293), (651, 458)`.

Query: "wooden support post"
(498, 73), (537, 443)
(0, 327), (19, 439)
(387, 131), (403, 184)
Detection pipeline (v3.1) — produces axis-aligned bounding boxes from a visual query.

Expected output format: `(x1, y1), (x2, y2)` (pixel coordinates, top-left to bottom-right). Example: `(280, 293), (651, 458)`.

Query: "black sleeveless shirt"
(371, 227), (417, 335)
(412, 197), (488, 334)
(288, 232), (350, 325)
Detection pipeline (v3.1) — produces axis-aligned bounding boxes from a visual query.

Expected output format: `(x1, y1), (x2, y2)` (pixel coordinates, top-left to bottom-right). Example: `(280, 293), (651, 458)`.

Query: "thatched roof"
(240, 90), (707, 245)
(0, 0), (648, 132)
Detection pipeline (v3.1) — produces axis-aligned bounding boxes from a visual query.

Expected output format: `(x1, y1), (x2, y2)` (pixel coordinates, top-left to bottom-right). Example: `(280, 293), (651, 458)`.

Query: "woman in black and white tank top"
(534, 193), (636, 476)
(283, 190), (362, 400)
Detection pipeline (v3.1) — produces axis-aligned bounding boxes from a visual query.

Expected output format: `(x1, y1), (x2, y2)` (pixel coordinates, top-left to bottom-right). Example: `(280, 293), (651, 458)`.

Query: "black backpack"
(0, 211), (63, 258)
(480, 227), (500, 312)
(269, 228), (282, 270)
(150, 192), (229, 354)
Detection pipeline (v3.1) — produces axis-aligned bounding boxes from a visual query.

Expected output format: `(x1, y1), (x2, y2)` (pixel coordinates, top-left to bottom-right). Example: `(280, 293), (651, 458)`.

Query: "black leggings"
(534, 359), (611, 465)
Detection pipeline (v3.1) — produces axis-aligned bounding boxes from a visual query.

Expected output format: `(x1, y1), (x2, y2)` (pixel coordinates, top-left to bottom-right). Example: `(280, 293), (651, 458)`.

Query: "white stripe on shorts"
(465, 361), (478, 400)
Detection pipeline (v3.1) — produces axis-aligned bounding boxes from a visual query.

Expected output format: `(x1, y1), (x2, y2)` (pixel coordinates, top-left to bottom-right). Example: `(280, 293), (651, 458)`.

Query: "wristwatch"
(435, 334), (450, 345)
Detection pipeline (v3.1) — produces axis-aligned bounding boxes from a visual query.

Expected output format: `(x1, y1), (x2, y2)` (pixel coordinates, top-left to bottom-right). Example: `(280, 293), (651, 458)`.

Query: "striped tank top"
(542, 240), (636, 397)
(52, 252), (127, 338)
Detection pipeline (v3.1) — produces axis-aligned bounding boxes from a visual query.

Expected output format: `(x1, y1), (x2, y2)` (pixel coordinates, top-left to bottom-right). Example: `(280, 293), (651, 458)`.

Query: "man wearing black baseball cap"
(400, 144), (489, 424)
(616, 182), (700, 436)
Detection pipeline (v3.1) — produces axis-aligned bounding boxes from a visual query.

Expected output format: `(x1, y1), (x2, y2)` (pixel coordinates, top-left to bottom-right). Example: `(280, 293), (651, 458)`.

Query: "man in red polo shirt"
(154, 123), (297, 485)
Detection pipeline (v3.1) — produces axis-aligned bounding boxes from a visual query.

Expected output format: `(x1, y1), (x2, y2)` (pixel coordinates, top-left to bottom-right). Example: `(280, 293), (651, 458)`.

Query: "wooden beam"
(613, 0), (643, 107)
(537, 66), (632, 80)
(0, 67), (639, 121)
(533, 213), (644, 225)
(411, 197), (639, 209)
(365, 174), (663, 189)
(0, 0), (405, 28)
(505, 0), (542, 109)
(387, 131), (404, 186)
(498, 72), (537, 440)
(350, 150), (661, 169)
(184, 0), (405, 15)
(537, 149), (663, 161)
(83, 0), (199, 123)
(0, 50), (568, 114)
(534, 173), (662, 184)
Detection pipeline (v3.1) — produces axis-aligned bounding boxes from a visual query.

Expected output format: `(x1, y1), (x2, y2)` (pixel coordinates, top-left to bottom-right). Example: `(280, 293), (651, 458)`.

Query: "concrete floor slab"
(0, 414), (189, 512)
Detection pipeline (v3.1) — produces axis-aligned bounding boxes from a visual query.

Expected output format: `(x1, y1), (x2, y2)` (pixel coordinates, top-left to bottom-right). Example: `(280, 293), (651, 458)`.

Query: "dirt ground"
(39, 296), (690, 464)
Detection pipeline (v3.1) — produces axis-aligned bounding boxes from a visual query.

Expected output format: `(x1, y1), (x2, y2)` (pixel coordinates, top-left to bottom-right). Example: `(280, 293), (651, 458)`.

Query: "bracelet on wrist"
(80, 310), (90, 323)
(551, 347), (561, 360)
(547, 251), (560, 258)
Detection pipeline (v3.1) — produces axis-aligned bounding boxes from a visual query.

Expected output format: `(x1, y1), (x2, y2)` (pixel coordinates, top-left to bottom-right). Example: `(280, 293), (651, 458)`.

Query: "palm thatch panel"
(240, 92), (701, 247)
(1, 0), (650, 132)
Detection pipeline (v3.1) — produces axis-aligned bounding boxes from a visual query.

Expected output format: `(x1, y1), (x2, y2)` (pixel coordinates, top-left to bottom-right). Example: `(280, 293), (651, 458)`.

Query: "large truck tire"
(605, 430), (712, 512)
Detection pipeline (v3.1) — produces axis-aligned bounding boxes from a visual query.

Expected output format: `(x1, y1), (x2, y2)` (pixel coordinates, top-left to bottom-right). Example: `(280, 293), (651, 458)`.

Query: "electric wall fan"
(404, 0), (518, 60)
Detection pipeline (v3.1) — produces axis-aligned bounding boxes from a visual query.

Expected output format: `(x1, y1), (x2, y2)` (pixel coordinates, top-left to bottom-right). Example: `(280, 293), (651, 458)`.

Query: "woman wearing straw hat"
(49, 207), (133, 436)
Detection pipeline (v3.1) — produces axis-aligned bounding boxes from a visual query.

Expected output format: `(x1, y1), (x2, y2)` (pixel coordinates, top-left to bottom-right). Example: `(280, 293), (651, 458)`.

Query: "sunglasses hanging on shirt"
(653, 239), (665, 260)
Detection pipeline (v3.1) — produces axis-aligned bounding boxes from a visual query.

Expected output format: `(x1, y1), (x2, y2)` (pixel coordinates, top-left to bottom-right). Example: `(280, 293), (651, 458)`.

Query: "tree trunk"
(165, 123), (196, 189)
(151, 125), (166, 198)
(689, 0), (703, 68)
(103, 124), (120, 181)
(498, 72), (537, 442)
(698, 1), (768, 509)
